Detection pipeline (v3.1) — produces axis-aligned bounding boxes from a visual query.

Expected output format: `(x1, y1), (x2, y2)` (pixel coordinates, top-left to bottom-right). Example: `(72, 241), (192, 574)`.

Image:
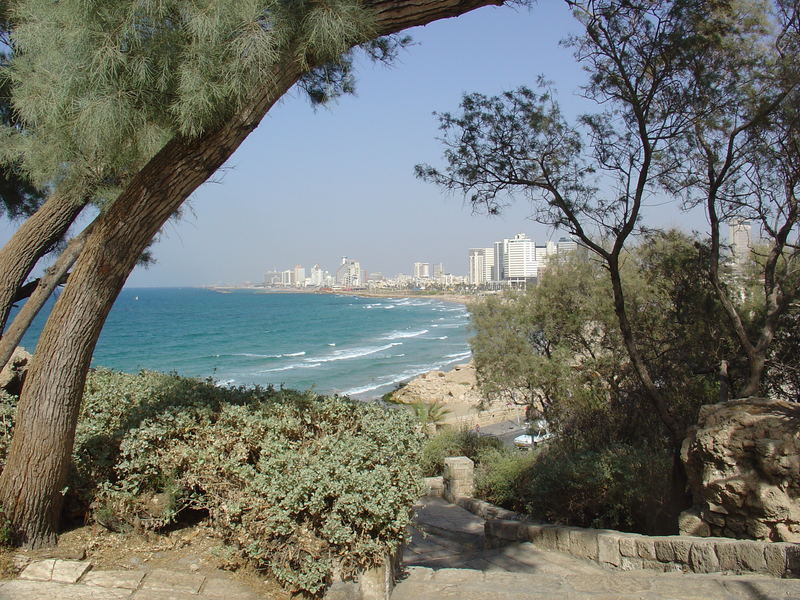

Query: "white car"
(513, 428), (553, 449)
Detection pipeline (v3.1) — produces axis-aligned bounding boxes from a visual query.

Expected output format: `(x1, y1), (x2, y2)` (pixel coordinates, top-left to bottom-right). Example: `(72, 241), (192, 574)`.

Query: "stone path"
(3, 498), (798, 599)
(0, 559), (262, 599)
(397, 496), (800, 600)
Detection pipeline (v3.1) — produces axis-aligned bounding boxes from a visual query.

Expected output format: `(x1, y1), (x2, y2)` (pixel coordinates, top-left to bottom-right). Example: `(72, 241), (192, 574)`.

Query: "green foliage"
(0, 369), (423, 597)
(419, 427), (502, 477)
(474, 441), (672, 534)
(408, 400), (451, 428)
(469, 232), (733, 445)
(2, 0), (384, 202)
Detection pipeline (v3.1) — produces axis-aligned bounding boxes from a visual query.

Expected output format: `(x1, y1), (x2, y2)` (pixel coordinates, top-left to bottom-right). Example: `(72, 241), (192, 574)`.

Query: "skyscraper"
(729, 220), (752, 271)
(505, 233), (537, 279)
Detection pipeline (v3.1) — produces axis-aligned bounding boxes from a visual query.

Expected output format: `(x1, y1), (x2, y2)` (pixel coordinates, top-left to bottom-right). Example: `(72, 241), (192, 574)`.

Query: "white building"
(505, 233), (537, 279)
(413, 262), (431, 279)
(309, 264), (324, 287)
(336, 257), (361, 288)
(729, 220), (752, 271)
(468, 249), (488, 285)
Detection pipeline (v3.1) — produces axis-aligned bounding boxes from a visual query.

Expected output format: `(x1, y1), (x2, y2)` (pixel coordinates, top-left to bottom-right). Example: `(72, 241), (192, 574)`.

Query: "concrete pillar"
(443, 456), (474, 503)
(358, 553), (396, 600)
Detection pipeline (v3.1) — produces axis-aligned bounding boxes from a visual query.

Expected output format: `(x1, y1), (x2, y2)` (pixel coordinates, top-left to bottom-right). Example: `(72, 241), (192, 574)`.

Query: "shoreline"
(204, 285), (475, 306)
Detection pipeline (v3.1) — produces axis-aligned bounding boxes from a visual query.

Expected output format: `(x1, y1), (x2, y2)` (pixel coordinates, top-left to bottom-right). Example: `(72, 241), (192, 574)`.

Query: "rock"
(681, 398), (800, 543)
(678, 508), (710, 537)
(390, 362), (482, 406)
(0, 346), (32, 395)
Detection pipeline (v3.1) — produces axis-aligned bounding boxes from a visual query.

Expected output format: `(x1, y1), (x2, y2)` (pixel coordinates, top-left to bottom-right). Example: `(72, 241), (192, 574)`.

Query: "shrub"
(419, 426), (503, 477)
(474, 438), (672, 533)
(2, 369), (424, 597)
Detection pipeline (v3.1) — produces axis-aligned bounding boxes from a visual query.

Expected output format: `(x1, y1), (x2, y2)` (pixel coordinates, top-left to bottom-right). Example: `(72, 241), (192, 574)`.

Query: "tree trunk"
(0, 227), (89, 372)
(0, 0), (505, 548)
(0, 191), (86, 334)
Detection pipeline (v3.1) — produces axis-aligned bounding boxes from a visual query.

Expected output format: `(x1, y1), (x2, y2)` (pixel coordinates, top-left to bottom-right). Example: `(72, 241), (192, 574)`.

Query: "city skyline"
(0, 3), (710, 288)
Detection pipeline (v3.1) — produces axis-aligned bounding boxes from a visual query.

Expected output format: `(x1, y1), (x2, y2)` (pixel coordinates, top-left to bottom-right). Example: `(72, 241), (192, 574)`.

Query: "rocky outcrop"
(681, 398), (800, 542)
(391, 362), (482, 406)
(0, 346), (32, 395)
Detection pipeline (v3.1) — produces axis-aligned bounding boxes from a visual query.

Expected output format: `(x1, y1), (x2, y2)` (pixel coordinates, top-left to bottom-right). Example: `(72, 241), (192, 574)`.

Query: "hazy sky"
(1, 2), (709, 287)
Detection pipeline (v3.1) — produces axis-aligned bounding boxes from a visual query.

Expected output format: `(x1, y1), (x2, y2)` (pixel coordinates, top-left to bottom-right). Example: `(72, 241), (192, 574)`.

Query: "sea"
(14, 288), (472, 400)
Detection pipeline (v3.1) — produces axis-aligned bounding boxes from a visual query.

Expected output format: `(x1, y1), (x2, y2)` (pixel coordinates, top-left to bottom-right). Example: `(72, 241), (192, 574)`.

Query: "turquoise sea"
(15, 288), (472, 399)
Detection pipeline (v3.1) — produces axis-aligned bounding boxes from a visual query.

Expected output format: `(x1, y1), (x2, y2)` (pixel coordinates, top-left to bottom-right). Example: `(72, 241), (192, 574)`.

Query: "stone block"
(597, 533), (621, 567)
(689, 541), (720, 573)
(358, 555), (394, 600)
(569, 528), (599, 561)
(522, 523), (546, 543)
(485, 519), (523, 542)
(654, 539), (675, 562)
(618, 535), (639, 557)
(669, 538), (692, 565)
(140, 569), (204, 594)
(555, 527), (576, 553)
(443, 456), (474, 503)
(51, 560), (92, 584)
(19, 559), (55, 581)
(785, 543), (800, 577)
(716, 540), (767, 573)
(635, 538), (656, 560)
(763, 543), (788, 577)
(537, 525), (559, 550)
(84, 570), (146, 590)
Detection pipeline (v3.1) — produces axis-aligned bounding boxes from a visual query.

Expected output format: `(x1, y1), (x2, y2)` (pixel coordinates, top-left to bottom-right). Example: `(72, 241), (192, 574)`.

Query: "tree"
(417, 0), (792, 441)
(0, 0), (509, 548)
(470, 232), (733, 442)
(659, 0), (800, 398)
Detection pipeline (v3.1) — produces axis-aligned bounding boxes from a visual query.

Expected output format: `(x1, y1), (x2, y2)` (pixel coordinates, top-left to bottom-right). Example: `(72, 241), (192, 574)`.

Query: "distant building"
(468, 249), (488, 285)
(729, 220), (752, 272)
(309, 264), (324, 287)
(557, 237), (579, 255)
(413, 262), (431, 279)
(432, 263), (444, 280)
(506, 233), (537, 280)
(336, 257), (362, 288)
(264, 270), (282, 286)
(281, 269), (294, 286)
(293, 265), (306, 287)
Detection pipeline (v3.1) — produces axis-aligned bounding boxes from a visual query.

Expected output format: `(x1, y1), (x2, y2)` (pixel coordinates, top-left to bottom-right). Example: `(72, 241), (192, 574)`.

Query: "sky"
(1, 2), (709, 287)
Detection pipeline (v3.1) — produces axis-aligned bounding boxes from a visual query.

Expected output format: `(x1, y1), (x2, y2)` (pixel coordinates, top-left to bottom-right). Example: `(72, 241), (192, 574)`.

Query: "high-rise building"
(729, 220), (752, 271)
(309, 264), (324, 287)
(336, 257), (361, 288)
(506, 233), (537, 279)
(492, 240), (507, 281)
(413, 262), (431, 279)
(432, 263), (444, 280)
(468, 249), (487, 285)
(483, 248), (495, 283)
(293, 265), (306, 287)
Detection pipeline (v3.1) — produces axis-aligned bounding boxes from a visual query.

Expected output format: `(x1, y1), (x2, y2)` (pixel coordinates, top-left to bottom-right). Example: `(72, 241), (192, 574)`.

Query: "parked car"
(513, 426), (553, 449)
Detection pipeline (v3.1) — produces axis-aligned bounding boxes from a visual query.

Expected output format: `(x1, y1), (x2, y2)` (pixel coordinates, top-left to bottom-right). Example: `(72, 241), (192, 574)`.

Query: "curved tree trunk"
(0, 191), (86, 334)
(0, 226), (90, 372)
(0, 0), (505, 548)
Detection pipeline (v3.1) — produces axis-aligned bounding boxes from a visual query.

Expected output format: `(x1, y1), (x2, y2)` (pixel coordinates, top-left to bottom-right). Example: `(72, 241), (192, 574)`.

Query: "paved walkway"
(397, 496), (800, 600)
(0, 559), (263, 599)
(3, 497), (799, 599)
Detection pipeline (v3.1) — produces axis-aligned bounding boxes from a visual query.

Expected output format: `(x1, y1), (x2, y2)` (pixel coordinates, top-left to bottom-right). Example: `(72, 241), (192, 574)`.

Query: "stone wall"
(483, 517), (800, 578)
(439, 454), (800, 578)
(681, 398), (800, 542)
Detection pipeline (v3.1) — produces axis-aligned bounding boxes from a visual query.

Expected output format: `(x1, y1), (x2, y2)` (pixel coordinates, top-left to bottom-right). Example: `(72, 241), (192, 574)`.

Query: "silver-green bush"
(2, 369), (424, 597)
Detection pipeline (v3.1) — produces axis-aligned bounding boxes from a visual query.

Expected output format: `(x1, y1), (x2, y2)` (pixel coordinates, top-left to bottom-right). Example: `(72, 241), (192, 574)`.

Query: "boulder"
(681, 398), (800, 542)
(0, 346), (32, 395)
(390, 361), (483, 406)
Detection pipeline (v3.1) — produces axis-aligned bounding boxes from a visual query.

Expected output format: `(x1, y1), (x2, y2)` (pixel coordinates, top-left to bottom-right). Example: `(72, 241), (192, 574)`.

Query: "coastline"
(204, 285), (475, 306)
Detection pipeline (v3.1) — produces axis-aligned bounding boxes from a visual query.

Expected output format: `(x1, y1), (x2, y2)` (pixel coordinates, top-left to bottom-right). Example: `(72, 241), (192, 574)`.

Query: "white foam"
(283, 351), (306, 357)
(381, 329), (428, 340)
(312, 343), (402, 363)
(445, 351), (472, 359)
(261, 362), (321, 373)
(327, 343), (336, 346)
(215, 379), (236, 387)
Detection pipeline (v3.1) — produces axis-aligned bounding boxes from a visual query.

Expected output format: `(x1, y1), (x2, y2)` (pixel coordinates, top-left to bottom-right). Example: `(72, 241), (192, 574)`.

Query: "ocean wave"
(215, 379), (236, 387)
(261, 362), (322, 373)
(311, 343), (402, 363)
(380, 329), (428, 340)
(445, 351), (472, 359)
(327, 343), (336, 346)
(341, 366), (432, 396)
(283, 351), (306, 357)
